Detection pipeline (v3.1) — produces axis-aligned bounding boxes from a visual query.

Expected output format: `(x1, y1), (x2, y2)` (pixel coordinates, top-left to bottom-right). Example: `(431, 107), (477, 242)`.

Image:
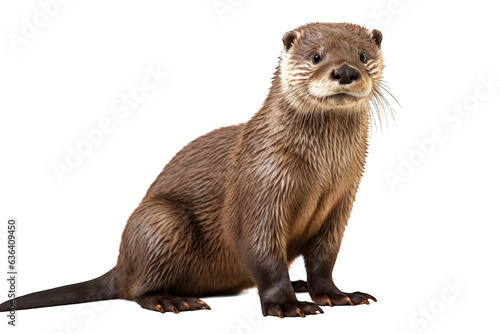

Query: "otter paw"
(313, 291), (376, 307)
(135, 294), (211, 313)
(261, 300), (323, 318)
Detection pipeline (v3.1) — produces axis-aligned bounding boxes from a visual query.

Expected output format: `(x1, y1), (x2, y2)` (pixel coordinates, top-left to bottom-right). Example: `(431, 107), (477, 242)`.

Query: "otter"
(0, 22), (392, 318)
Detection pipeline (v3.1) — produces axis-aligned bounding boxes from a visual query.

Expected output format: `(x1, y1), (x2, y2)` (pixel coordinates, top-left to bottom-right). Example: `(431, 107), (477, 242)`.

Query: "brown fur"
(0, 22), (389, 317)
(116, 22), (385, 315)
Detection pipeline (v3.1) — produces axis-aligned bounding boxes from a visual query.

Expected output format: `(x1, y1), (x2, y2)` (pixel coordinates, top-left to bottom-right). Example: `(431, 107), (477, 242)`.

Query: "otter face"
(279, 23), (384, 112)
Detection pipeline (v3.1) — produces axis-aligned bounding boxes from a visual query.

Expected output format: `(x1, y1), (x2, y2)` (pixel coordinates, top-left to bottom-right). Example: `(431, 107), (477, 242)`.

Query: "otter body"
(1, 22), (389, 318)
(118, 110), (368, 300)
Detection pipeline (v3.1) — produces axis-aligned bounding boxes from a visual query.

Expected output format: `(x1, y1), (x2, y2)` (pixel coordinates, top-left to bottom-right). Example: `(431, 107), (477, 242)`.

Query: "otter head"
(278, 23), (385, 113)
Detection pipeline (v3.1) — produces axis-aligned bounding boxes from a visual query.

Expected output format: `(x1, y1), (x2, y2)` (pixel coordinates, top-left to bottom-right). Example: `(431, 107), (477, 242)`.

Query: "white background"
(1, 0), (499, 333)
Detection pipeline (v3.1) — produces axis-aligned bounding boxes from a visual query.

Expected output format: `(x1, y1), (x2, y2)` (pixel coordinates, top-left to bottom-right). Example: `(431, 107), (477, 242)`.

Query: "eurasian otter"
(0, 22), (392, 318)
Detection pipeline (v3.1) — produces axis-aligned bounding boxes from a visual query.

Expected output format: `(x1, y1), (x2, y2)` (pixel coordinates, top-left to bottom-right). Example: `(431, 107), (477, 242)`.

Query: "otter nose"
(332, 64), (358, 84)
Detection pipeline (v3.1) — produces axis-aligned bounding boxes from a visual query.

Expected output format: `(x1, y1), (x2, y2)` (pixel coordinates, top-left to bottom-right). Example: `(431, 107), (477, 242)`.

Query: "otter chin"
(0, 22), (394, 319)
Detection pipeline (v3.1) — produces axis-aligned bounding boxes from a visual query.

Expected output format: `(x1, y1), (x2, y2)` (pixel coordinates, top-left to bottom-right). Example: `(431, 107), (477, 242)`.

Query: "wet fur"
(1, 22), (389, 316)
(116, 22), (383, 309)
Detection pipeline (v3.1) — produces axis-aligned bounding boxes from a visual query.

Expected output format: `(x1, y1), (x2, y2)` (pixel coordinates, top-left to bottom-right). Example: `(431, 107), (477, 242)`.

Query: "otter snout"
(332, 64), (358, 84)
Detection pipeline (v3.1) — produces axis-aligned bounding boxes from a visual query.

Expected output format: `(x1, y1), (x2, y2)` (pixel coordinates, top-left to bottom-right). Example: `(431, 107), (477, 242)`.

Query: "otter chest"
(285, 140), (366, 255)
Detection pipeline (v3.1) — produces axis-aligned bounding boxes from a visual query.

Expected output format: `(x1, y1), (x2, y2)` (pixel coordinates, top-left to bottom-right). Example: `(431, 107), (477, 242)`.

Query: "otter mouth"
(323, 92), (359, 104)
(326, 93), (353, 99)
(310, 92), (362, 108)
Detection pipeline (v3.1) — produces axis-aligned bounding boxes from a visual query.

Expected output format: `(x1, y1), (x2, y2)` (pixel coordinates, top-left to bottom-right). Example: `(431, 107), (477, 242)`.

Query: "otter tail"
(0, 268), (118, 312)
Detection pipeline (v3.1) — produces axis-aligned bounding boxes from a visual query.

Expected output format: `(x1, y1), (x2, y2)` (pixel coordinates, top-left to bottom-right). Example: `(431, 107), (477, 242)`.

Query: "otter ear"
(371, 29), (383, 48)
(282, 30), (297, 52)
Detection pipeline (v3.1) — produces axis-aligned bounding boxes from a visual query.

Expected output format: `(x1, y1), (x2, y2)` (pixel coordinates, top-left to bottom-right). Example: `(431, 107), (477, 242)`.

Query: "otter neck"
(252, 80), (370, 168)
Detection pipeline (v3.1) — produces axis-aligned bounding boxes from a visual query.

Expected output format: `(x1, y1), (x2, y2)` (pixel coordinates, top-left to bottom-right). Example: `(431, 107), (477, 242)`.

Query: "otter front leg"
(304, 254), (376, 306)
(229, 192), (322, 317)
(248, 255), (323, 317)
(302, 205), (377, 307)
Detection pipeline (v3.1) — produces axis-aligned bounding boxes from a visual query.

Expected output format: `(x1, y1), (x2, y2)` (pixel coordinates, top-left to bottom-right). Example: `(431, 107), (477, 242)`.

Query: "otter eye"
(360, 52), (367, 63)
(312, 54), (321, 64)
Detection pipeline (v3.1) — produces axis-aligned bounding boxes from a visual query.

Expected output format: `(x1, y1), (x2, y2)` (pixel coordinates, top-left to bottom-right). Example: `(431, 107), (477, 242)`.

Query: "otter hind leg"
(117, 195), (202, 300)
(118, 194), (245, 310)
(118, 195), (212, 313)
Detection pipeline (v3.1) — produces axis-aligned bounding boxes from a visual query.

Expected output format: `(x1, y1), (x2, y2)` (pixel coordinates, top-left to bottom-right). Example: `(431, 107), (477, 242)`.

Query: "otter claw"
(199, 301), (211, 310)
(297, 307), (305, 317)
(345, 296), (355, 306)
